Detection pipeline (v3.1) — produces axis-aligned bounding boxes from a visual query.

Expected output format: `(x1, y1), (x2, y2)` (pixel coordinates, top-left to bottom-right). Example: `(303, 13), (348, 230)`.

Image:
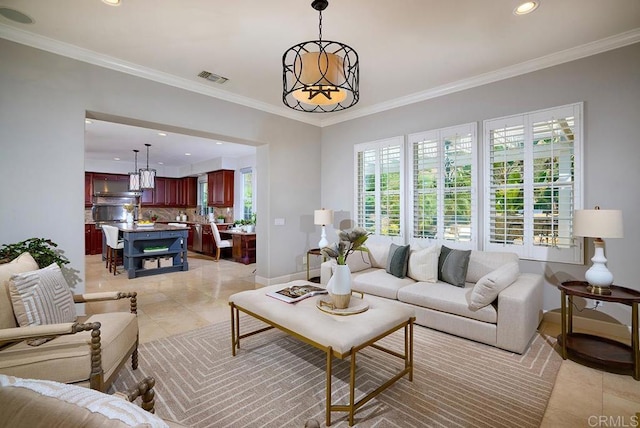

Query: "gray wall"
(320, 43), (640, 324)
(0, 38), (322, 292)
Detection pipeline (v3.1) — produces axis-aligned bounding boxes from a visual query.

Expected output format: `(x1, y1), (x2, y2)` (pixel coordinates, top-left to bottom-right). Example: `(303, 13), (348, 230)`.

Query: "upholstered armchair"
(0, 253), (139, 392)
(0, 375), (187, 427)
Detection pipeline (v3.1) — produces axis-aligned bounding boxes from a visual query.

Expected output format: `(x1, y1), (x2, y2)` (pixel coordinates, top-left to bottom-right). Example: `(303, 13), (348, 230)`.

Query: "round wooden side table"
(558, 281), (640, 380)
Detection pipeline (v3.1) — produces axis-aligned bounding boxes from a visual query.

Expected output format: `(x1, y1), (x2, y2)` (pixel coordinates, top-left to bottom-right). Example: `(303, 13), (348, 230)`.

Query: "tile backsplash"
(84, 206), (234, 224)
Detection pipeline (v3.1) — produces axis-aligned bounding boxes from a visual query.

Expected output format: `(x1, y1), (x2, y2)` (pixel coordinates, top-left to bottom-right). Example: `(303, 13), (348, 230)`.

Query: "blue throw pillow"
(438, 246), (471, 287)
(386, 244), (410, 278)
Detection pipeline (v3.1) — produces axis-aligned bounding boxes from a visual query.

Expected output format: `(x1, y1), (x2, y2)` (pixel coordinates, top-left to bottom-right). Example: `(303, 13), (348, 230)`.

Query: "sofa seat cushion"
(351, 269), (415, 300)
(0, 312), (137, 384)
(397, 282), (498, 324)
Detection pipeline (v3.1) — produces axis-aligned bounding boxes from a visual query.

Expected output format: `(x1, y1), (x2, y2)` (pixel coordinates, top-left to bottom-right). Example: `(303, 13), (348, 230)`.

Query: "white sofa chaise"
(320, 243), (544, 354)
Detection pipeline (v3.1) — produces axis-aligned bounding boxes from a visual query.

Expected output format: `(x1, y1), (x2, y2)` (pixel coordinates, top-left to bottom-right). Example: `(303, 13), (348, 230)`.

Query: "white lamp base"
(318, 225), (328, 249)
(585, 238), (613, 295)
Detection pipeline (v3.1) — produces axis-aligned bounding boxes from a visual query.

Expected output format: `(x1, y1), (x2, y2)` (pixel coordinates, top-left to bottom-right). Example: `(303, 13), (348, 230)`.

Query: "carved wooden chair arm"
(0, 321), (101, 342)
(114, 376), (157, 413)
(74, 291), (138, 314)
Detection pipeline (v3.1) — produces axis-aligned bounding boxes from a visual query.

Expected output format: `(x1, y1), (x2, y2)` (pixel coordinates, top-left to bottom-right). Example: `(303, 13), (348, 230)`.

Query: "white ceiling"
(1, 0), (639, 166)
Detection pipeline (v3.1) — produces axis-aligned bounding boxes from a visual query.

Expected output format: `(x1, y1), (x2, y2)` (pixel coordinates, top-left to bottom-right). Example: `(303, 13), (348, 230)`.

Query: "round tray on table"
(316, 294), (369, 316)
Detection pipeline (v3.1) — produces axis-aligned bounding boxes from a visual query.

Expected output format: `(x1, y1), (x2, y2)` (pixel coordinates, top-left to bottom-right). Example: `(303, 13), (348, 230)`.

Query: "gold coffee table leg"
(326, 347), (332, 426)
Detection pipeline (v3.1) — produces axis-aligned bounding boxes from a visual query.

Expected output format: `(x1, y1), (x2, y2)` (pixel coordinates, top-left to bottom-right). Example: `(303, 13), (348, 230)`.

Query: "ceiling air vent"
(198, 71), (228, 84)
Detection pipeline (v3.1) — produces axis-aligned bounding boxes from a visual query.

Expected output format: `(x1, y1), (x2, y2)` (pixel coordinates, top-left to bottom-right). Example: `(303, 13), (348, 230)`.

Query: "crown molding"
(319, 28), (640, 127)
(0, 24), (322, 127)
(1, 24), (638, 129)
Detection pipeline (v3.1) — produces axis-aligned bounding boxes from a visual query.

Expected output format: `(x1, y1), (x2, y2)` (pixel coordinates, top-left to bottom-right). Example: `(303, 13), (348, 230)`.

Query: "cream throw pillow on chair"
(9, 263), (77, 345)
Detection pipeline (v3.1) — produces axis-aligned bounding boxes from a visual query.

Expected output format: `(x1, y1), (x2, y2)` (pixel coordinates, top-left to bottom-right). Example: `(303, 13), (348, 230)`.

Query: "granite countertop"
(116, 222), (190, 232)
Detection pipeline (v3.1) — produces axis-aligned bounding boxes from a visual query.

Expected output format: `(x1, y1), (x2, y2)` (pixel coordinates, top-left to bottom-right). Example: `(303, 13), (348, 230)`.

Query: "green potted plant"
(0, 238), (70, 268)
(217, 215), (226, 224)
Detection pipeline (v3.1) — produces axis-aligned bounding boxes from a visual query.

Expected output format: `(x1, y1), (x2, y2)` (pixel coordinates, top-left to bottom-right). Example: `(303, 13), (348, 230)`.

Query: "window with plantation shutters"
(409, 123), (477, 249)
(483, 103), (583, 263)
(354, 137), (404, 237)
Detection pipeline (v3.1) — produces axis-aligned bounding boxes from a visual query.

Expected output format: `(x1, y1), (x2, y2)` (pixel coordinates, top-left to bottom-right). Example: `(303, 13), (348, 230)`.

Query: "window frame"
(407, 122), (478, 250)
(482, 102), (584, 263)
(353, 136), (405, 240)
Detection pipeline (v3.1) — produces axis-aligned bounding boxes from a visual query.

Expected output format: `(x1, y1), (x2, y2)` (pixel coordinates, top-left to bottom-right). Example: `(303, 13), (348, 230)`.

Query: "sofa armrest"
(74, 291), (137, 314)
(320, 261), (333, 286)
(495, 273), (544, 354)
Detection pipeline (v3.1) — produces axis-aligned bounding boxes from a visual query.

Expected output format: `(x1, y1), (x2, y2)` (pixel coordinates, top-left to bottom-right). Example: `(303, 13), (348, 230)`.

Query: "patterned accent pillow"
(9, 263), (77, 345)
(438, 246), (471, 287)
(386, 244), (411, 278)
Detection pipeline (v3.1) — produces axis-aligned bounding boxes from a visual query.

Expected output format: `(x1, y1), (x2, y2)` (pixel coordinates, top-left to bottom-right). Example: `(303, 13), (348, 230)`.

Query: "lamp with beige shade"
(573, 206), (624, 295)
(314, 209), (334, 249)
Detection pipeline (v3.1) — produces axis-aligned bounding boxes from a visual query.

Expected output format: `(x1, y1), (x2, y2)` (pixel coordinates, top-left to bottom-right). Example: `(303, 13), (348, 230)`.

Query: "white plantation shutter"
(409, 123), (477, 249)
(354, 137), (404, 237)
(484, 103), (583, 263)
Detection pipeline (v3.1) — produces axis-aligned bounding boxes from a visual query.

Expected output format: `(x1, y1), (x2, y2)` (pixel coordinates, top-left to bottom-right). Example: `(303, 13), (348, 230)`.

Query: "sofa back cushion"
(466, 251), (519, 283)
(365, 242), (390, 269)
(330, 249), (372, 273)
(0, 253), (39, 330)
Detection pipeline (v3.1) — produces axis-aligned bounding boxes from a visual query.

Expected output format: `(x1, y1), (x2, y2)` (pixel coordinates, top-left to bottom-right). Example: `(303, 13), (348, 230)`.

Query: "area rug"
(111, 316), (562, 427)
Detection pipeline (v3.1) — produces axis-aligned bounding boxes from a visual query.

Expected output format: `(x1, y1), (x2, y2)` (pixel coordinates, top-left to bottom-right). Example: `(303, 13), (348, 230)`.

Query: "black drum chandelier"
(282, 0), (359, 113)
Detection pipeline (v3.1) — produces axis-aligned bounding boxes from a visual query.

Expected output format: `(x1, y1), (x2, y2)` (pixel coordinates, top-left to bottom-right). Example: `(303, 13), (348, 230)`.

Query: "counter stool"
(102, 225), (124, 275)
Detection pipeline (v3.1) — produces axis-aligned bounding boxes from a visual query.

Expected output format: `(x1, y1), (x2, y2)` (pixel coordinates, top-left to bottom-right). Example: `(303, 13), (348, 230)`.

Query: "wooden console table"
(558, 281), (640, 380)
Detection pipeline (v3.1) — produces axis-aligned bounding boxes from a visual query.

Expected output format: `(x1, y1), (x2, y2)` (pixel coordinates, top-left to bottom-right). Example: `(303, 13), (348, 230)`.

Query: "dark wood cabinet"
(84, 173), (93, 207)
(84, 224), (104, 255)
(154, 177), (166, 206)
(165, 178), (178, 206)
(141, 189), (153, 205)
(207, 170), (234, 207)
(187, 224), (195, 250)
(179, 177), (197, 207)
(202, 224), (214, 256)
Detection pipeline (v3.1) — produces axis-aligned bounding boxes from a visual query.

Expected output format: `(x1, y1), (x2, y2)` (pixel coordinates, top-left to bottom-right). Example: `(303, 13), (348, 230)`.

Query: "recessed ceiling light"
(85, 119), (92, 124)
(185, 153), (191, 156)
(157, 132), (167, 137)
(514, 1), (539, 15)
(114, 157), (120, 161)
(101, 0), (121, 6)
(215, 142), (223, 145)
(158, 162), (164, 165)
(0, 7), (35, 24)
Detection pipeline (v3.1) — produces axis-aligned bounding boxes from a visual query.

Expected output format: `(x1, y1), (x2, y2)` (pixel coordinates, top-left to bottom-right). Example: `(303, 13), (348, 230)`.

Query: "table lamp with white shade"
(573, 207), (624, 295)
(314, 209), (334, 249)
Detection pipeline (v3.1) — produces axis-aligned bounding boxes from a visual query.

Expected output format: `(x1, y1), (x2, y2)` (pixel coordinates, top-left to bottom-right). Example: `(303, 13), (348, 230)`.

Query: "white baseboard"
(255, 269), (315, 286)
(543, 311), (631, 340)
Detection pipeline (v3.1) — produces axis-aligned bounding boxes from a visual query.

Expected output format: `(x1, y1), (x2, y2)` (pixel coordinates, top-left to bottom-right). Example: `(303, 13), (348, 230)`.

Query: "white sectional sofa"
(320, 242), (544, 354)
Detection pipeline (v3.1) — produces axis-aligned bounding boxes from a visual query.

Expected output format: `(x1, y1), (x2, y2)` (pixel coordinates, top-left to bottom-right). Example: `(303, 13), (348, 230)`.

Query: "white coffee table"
(229, 281), (415, 426)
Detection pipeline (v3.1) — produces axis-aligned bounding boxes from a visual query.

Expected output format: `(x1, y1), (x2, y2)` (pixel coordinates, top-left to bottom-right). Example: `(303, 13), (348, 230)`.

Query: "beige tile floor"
(84, 253), (639, 427)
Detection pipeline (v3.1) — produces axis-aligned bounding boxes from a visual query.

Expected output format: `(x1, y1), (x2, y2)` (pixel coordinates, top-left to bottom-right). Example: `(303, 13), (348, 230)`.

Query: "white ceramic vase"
(126, 212), (134, 225)
(327, 264), (352, 309)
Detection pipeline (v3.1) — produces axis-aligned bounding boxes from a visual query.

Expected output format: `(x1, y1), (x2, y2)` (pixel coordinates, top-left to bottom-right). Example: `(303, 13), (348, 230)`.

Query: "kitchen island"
(117, 223), (189, 279)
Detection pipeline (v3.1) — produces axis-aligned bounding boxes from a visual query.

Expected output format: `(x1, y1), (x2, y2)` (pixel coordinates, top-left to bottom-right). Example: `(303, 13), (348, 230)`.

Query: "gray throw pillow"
(438, 246), (471, 287)
(386, 244), (410, 278)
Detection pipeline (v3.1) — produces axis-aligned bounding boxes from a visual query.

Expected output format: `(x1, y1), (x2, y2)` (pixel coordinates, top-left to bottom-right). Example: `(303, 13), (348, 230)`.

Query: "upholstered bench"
(229, 281), (416, 426)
